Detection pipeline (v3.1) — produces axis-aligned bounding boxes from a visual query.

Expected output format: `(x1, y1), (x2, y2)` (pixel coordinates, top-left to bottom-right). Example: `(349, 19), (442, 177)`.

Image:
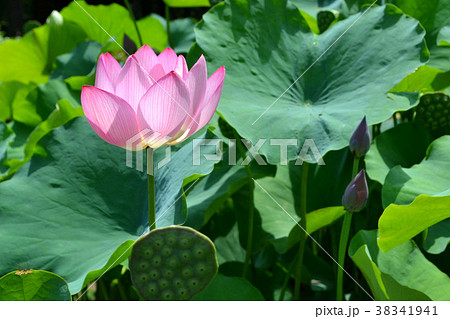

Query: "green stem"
(393, 112), (398, 126)
(278, 255), (297, 301)
(294, 162), (309, 300)
(165, 5), (174, 48)
(336, 157), (359, 301)
(242, 172), (255, 279)
(98, 280), (109, 301)
(234, 135), (255, 279)
(336, 210), (352, 301)
(124, 0), (143, 47)
(147, 148), (156, 231)
(352, 157), (359, 179)
(117, 280), (128, 301)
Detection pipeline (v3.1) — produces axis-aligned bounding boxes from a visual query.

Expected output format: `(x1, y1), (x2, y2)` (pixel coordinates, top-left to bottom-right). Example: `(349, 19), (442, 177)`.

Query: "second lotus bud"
(349, 116), (371, 158)
(342, 169), (368, 213)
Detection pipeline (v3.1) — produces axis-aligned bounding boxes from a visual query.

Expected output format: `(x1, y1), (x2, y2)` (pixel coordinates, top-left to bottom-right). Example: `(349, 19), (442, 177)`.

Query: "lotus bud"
(349, 116), (371, 158)
(47, 10), (64, 27)
(342, 169), (368, 213)
(123, 33), (137, 55)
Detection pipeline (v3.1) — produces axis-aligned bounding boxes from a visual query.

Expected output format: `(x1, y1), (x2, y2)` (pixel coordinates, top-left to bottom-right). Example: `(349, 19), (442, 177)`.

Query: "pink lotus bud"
(349, 116), (370, 158)
(342, 169), (368, 213)
(123, 34), (137, 54)
(81, 46), (225, 150)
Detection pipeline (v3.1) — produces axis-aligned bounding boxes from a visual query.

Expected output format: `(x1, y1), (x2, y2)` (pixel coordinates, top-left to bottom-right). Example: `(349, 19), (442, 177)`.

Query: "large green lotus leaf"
(390, 0), (450, 44)
(438, 25), (450, 46)
(4, 122), (35, 164)
(151, 14), (196, 54)
(254, 165), (297, 252)
(214, 224), (246, 265)
(61, 1), (131, 50)
(0, 15), (86, 84)
(50, 41), (102, 80)
(0, 118), (147, 293)
(0, 81), (82, 172)
(424, 219), (450, 254)
(1, 99), (84, 181)
(136, 15), (168, 53)
(0, 117), (218, 293)
(349, 230), (450, 301)
(61, 1), (167, 53)
(192, 274), (264, 300)
(0, 30), (48, 83)
(365, 122), (432, 184)
(289, 0), (342, 34)
(164, 0), (210, 7)
(287, 206), (346, 250)
(0, 270), (71, 301)
(0, 82), (36, 123)
(14, 79), (81, 127)
(254, 148), (352, 252)
(382, 136), (450, 207)
(169, 18), (197, 54)
(390, 66), (450, 94)
(186, 163), (247, 227)
(429, 46), (450, 72)
(65, 73), (96, 92)
(80, 240), (135, 291)
(344, 0), (450, 42)
(195, 1), (426, 164)
(378, 195), (450, 252)
(290, 0), (343, 17)
(0, 121), (14, 174)
(186, 160), (275, 227)
(44, 12), (88, 71)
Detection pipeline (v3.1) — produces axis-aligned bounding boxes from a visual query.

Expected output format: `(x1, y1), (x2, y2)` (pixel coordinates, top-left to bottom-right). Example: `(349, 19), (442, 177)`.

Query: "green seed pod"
(130, 226), (218, 300)
(317, 10), (339, 34)
(415, 93), (450, 138)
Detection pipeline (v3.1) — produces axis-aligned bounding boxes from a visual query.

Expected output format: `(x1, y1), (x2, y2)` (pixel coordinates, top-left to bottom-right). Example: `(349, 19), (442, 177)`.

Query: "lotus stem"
(234, 134), (255, 279)
(336, 157), (359, 300)
(124, 0), (143, 48)
(165, 5), (174, 48)
(147, 148), (156, 231)
(294, 161), (309, 300)
(278, 254), (297, 301)
(242, 166), (255, 279)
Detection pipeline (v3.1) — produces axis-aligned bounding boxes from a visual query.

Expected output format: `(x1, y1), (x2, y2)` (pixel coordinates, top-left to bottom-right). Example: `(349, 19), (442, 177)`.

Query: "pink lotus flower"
(81, 46), (225, 149)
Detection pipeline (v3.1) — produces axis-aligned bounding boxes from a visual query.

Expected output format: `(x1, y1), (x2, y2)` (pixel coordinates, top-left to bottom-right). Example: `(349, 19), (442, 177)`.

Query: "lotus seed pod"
(130, 226), (218, 300)
(317, 10), (339, 33)
(415, 93), (450, 138)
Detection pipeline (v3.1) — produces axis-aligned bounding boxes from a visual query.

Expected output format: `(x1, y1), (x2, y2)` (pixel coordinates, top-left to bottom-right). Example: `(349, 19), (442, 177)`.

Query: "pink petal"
(174, 55), (188, 78)
(137, 72), (191, 145)
(115, 55), (153, 111)
(184, 55), (207, 120)
(134, 44), (158, 74)
(95, 53), (121, 92)
(157, 48), (178, 73)
(148, 64), (166, 83)
(81, 86), (142, 149)
(186, 66), (225, 138)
